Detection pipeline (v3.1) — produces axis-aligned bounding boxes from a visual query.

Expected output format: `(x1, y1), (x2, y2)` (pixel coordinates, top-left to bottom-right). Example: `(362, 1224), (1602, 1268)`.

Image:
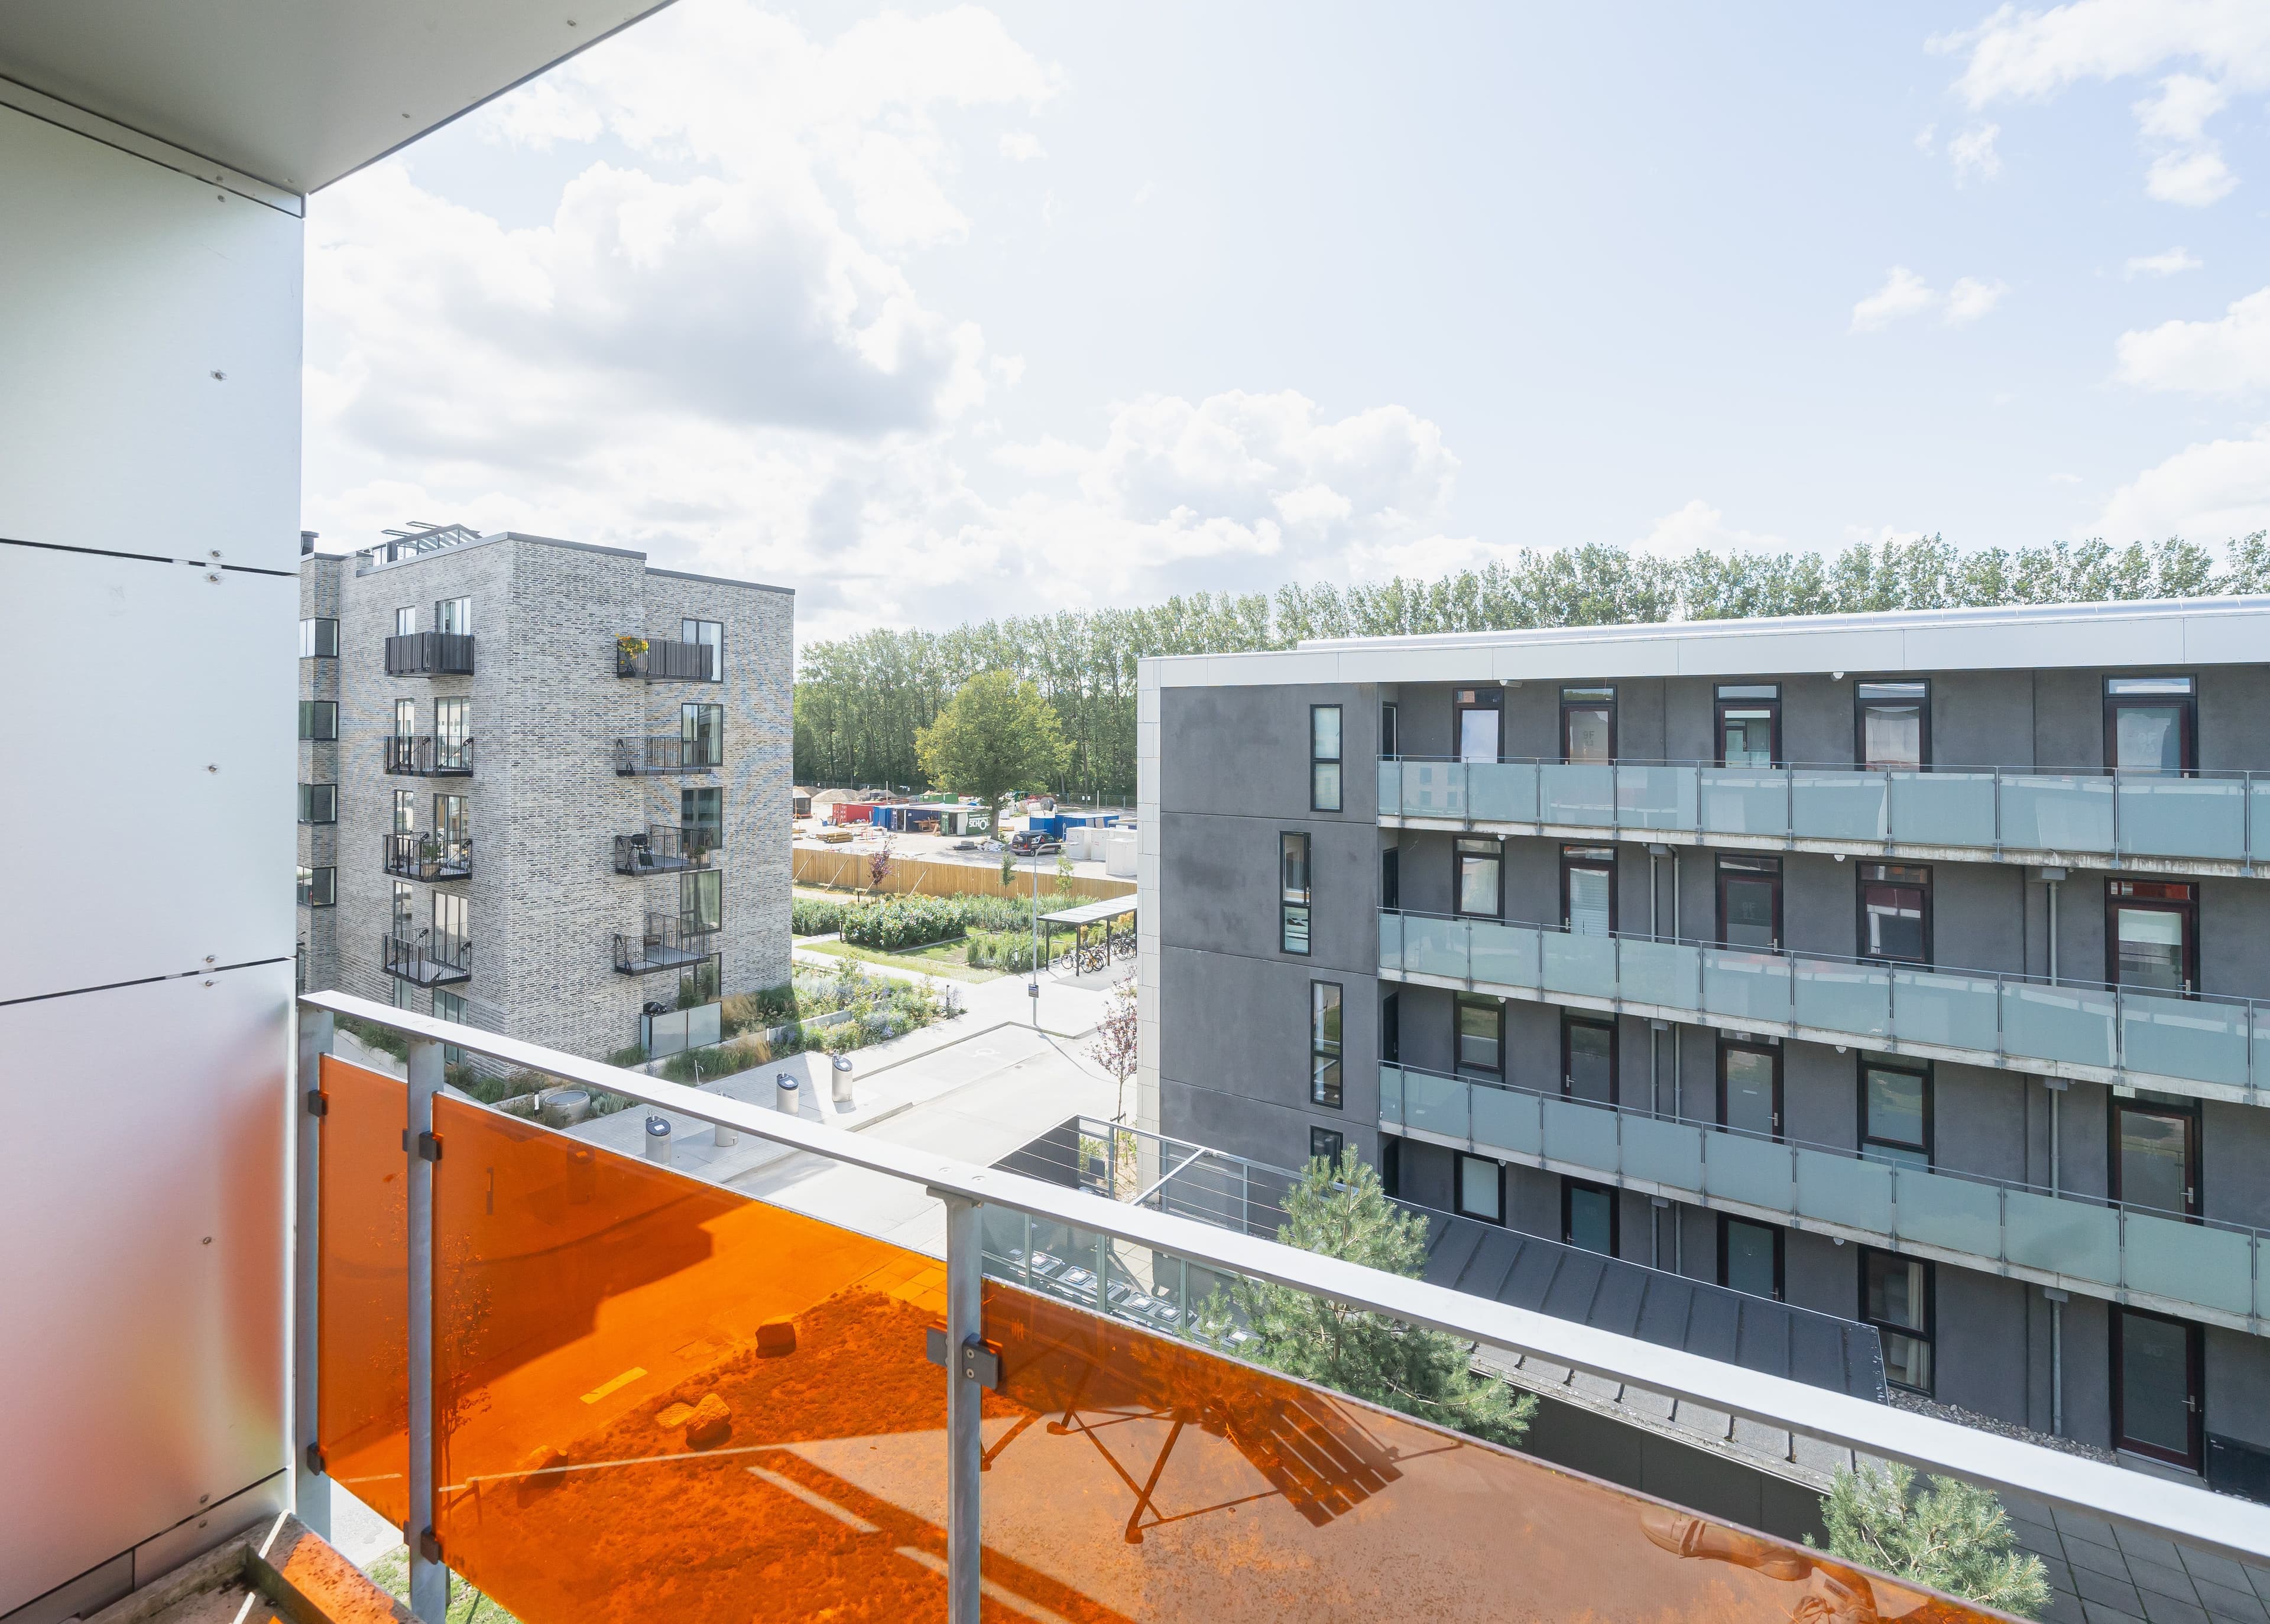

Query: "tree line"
(793, 532), (2270, 803)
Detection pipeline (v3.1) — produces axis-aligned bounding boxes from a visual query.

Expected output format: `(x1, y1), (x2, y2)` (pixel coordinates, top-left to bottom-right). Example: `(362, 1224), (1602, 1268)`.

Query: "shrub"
(792, 898), (848, 936)
(1811, 1464), (2049, 1618)
(605, 1043), (648, 1068)
(842, 894), (965, 950)
(965, 931), (1040, 972)
(337, 1013), (409, 1060)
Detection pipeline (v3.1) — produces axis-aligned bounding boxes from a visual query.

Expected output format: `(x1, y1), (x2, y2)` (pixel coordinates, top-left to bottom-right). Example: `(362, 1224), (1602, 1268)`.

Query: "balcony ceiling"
(0, 0), (674, 193)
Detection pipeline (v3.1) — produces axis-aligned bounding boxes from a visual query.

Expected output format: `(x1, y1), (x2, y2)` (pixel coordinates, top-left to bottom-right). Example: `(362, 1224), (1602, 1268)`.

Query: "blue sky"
(303, 1), (2270, 639)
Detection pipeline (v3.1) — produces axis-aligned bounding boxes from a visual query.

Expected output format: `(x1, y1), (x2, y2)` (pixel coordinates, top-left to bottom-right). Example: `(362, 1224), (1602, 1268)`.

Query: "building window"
(1718, 1215), (1784, 1300)
(1563, 1012), (1616, 1104)
(1718, 1039), (1781, 1139)
(1860, 1060), (1931, 1168)
(683, 784), (722, 847)
(2105, 675), (2196, 777)
(1455, 995), (1503, 1076)
(2108, 879), (2197, 994)
(1716, 683), (1781, 768)
(1459, 1155), (1504, 1224)
(680, 868), (722, 934)
(434, 697), (470, 771)
(1379, 1135), (1401, 1197)
(1280, 832), (1311, 954)
(432, 891), (469, 957)
(682, 701), (724, 768)
(1311, 704), (1344, 811)
(1311, 982), (1343, 1108)
(1311, 1126), (1345, 1168)
(1856, 680), (1928, 770)
(434, 792), (468, 847)
(1862, 1251), (1934, 1394)
(1381, 846), (1399, 911)
(298, 700), (338, 741)
(299, 617), (339, 658)
(1455, 836), (1502, 918)
(1717, 853), (1781, 949)
(391, 881), (414, 934)
(433, 987), (468, 1066)
(2113, 1097), (2198, 1217)
(1562, 1178), (1616, 1253)
(298, 784), (338, 824)
(1380, 989), (1400, 1064)
(393, 790), (415, 833)
(1561, 845), (1616, 936)
(393, 697), (417, 738)
(296, 865), (335, 908)
(1860, 863), (1931, 964)
(1561, 686), (1615, 764)
(1379, 701), (1399, 759)
(682, 617), (724, 679)
(677, 952), (721, 1009)
(2113, 1307), (2203, 1470)
(1454, 686), (1502, 765)
(434, 596), (472, 636)
(395, 606), (416, 636)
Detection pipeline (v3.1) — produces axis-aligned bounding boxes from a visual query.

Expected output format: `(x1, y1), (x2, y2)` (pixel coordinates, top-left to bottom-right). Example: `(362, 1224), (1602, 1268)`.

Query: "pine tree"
(1204, 1152), (1537, 1448)
(1811, 1462), (2050, 1618)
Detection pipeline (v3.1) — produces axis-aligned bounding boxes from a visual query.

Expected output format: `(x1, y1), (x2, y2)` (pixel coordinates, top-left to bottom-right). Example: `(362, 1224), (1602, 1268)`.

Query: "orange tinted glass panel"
(429, 1097), (958, 1622)
(316, 1057), (408, 1528)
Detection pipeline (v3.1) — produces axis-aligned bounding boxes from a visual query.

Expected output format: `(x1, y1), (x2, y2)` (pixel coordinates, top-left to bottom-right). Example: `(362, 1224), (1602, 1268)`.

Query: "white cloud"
(998, 130), (1045, 161)
(2133, 70), (2228, 141)
(1850, 267), (1937, 332)
(1915, 122), (1938, 152)
(1945, 275), (2009, 323)
(1948, 122), (2003, 183)
(2115, 286), (2270, 392)
(2125, 246), (2203, 276)
(1633, 499), (1792, 558)
(2098, 425), (2270, 540)
(2145, 148), (2236, 204)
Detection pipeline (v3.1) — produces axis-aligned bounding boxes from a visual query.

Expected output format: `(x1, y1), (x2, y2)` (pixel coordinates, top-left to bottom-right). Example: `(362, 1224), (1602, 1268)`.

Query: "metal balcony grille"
(612, 912), (717, 974)
(381, 928), (471, 986)
(383, 735), (474, 776)
(615, 636), (714, 681)
(614, 735), (719, 775)
(384, 631), (475, 675)
(383, 833), (472, 881)
(612, 823), (719, 874)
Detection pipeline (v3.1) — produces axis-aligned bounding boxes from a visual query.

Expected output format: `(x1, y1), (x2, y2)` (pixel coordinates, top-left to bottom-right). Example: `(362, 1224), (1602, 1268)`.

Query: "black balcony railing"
(614, 735), (719, 775)
(615, 636), (714, 681)
(612, 823), (719, 875)
(381, 928), (471, 986)
(384, 832), (473, 881)
(384, 735), (474, 776)
(385, 631), (475, 676)
(612, 913), (717, 974)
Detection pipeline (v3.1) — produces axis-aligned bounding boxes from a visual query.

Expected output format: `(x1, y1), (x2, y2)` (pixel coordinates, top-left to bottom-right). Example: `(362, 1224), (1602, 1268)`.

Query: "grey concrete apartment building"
(1137, 597), (2270, 1499)
(297, 525), (793, 1061)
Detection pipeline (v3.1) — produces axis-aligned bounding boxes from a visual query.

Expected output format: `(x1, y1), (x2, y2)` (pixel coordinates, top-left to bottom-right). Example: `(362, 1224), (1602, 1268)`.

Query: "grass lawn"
(799, 936), (1006, 983)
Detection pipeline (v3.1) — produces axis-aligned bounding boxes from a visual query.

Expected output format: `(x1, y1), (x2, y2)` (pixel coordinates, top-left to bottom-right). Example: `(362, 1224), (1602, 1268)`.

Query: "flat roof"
(1040, 896), (1137, 927)
(327, 529), (793, 596)
(1143, 595), (2270, 688)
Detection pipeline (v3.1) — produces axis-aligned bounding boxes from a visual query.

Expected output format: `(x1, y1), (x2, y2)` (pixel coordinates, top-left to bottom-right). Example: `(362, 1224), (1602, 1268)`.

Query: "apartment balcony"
(383, 734), (474, 776)
(384, 832), (472, 882)
(614, 735), (719, 775)
(612, 912), (716, 973)
(384, 630), (476, 676)
(615, 635), (715, 680)
(1381, 1062), (2269, 1334)
(1381, 757), (2270, 878)
(1382, 908), (2270, 1106)
(612, 822), (718, 875)
(380, 928), (470, 986)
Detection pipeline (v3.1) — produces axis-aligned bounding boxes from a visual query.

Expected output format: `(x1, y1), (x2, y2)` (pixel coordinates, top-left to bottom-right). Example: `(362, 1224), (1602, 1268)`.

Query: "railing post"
(406, 1035), (446, 1624)
(293, 1003), (333, 1538)
(939, 1194), (984, 1624)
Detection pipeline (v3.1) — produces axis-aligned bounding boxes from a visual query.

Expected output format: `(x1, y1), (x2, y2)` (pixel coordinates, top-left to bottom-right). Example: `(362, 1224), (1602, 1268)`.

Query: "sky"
(301, 0), (2270, 643)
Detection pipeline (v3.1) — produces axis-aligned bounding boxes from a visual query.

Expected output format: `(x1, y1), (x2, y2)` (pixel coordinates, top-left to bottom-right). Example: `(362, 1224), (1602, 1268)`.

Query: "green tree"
(915, 671), (1073, 815)
(1206, 1152), (1536, 1448)
(1811, 1463), (2050, 1619)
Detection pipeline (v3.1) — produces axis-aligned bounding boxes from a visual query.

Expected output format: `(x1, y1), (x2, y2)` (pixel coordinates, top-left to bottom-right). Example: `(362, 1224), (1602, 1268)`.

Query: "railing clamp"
(926, 1326), (1001, 1390)
(304, 1089), (329, 1118)
(304, 1441), (326, 1476)
(402, 1129), (443, 1162)
(416, 1527), (444, 1563)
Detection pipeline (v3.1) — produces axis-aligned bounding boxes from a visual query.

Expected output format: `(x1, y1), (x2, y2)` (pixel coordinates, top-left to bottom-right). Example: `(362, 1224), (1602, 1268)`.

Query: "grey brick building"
(1138, 597), (2270, 1499)
(297, 524), (793, 1061)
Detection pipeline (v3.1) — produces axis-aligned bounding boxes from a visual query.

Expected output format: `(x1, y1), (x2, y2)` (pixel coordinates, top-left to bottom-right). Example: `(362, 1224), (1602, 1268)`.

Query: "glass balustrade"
(316, 1056), (408, 1528)
(1791, 772), (1886, 842)
(1470, 760), (1538, 822)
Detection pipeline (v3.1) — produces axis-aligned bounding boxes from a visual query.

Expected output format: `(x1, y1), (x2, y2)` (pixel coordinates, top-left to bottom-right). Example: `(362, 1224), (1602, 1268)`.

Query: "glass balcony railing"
(1379, 1061), (2267, 1331)
(1381, 908), (2270, 1102)
(1380, 757), (2270, 868)
(299, 989), (2217, 1624)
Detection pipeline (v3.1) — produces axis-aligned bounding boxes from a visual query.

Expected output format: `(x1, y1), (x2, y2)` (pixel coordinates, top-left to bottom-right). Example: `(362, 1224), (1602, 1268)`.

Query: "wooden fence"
(793, 846), (1136, 902)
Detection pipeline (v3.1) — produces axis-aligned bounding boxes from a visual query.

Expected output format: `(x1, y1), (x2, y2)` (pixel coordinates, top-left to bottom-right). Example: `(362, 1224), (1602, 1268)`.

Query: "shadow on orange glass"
(316, 1057), (408, 1529)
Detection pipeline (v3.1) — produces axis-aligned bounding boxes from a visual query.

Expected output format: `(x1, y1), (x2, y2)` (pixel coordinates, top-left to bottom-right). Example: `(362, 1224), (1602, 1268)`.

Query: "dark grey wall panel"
(1935, 1268), (2031, 1420)
(1160, 681), (1376, 820)
(1936, 1060), (2030, 1185)
(1935, 669), (2036, 769)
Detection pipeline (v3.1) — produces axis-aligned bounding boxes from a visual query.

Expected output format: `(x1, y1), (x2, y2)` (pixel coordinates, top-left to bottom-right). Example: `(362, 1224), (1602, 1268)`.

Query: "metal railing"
(383, 735), (474, 776)
(291, 988), (2270, 1624)
(1380, 1060), (2270, 1332)
(382, 832), (472, 881)
(615, 636), (714, 680)
(384, 631), (476, 676)
(1381, 756), (2270, 871)
(611, 912), (716, 973)
(380, 928), (471, 986)
(611, 822), (718, 874)
(1381, 908), (2270, 1104)
(613, 735), (720, 775)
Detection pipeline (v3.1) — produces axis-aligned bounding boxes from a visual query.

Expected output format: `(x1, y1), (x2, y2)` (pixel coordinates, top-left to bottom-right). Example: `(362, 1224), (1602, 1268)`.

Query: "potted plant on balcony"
(616, 634), (650, 678)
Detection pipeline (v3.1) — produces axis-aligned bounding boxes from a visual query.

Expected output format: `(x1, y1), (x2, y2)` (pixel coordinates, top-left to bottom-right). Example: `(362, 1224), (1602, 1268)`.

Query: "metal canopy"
(1040, 895), (1137, 927)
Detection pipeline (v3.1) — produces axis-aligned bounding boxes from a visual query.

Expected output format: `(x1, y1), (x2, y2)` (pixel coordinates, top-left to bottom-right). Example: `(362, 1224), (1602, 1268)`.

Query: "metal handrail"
(612, 735), (721, 775)
(384, 631), (476, 675)
(612, 823), (718, 873)
(383, 832), (472, 881)
(293, 988), (2270, 1568)
(611, 912), (717, 973)
(379, 929), (471, 983)
(1383, 752), (2264, 778)
(382, 735), (475, 775)
(615, 636), (714, 681)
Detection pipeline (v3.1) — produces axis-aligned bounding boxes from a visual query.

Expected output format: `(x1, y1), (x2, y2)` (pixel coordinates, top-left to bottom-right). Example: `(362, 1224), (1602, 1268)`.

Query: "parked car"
(1008, 830), (1062, 856)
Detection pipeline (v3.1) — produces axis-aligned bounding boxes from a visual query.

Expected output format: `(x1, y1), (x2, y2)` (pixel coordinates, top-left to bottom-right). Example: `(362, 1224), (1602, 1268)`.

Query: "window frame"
(297, 783), (338, 824)
(1310, 1126), (1346, 1169)
(1714, 683), (1783, 768)
(393, 790), (415, 833)
(299, 617), (339, 659)
(433, 596), (472, 636)
(1380, 989), (1400, 1065)
(1559, 684), (1617, 765)
(680, 867), (724, 934)
(1310, 980), (1344, 1109)
(682, 616), (724, 680)
(1279, 830), (1312, 955)
(1561, 1010), (1617, 1105)
(1454, 835), (1503, 919)
(1380, 845), (1400, 912)
(1310, 703), (1344, 813)
(1854, 679), (1930, 771)
(1717, 1213), (1786, 1300)
(2106, 878), (2198, 995)
(1560, 843), (1617, 935)
(1717, 1038), (1782, 1139)
(1857, 862), (1932, 966)
(394, 606), (416, 636)
(682, 701), (724, 767)
(1379, 700), (1399, 761)
(297, 700), (338, 741)
(1454, 993), (1504, 1078)
(1859, 1057), (1932, 1168)
(2103, 675), (2197, 778)
(1859, 1248), (1935, 1395)
(1454, 686), (1503, 765)
(2110, 1096), (2201, 1219)
(1457, 1154), (1506, 1225)
(1716, 853), (1783, 950)
(296, 865), (336, 908)
(393, 697), (417, 739)
(1561, 1177), (1618, 1253)
(431, 888), (468, 943)
(2111, 1305), (2204, 1471)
